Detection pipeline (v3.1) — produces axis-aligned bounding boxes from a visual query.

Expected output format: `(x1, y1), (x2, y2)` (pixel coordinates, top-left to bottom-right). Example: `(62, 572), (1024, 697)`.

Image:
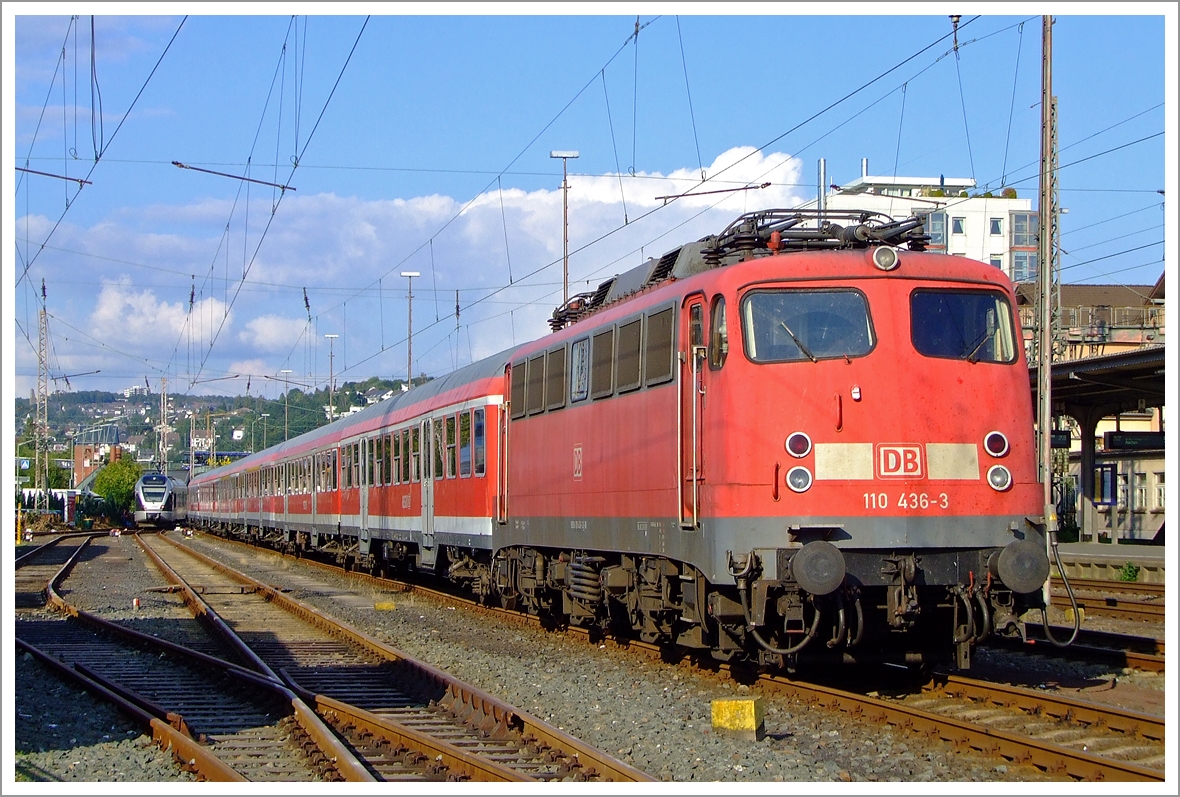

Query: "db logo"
(573, 444), (583, 481)
(876, 444), (922, 478)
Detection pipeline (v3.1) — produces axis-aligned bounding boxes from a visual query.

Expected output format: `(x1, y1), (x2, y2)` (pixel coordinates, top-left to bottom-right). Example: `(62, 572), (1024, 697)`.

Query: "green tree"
(93, 459), (142, 521)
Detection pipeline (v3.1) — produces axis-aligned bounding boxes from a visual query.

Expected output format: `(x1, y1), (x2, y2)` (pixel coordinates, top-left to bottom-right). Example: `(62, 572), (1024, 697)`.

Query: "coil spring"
(568, 556), (605, 604)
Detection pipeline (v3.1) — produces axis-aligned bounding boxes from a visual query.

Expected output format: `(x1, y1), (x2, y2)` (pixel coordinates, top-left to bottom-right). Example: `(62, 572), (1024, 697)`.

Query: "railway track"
(180, 530), (1165, 782)
(142, 533), (650, 783)
(1051, 577), (1165, 623)
(15, 534), (364, 782)
(987, 623), (1166, 674)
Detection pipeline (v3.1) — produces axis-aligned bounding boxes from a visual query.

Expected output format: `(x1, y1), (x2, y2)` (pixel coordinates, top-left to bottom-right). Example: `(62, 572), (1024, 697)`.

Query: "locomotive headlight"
(786, 466), (813, 493)
(871, 246), (900, 271)
(984, 431), (1010, 457)
(785, 432), (812, 458)
(986, 464), (1013, 492)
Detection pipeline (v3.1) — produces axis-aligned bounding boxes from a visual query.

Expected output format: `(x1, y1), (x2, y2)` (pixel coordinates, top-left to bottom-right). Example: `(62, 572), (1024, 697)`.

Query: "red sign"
(876, 444), (922, 478)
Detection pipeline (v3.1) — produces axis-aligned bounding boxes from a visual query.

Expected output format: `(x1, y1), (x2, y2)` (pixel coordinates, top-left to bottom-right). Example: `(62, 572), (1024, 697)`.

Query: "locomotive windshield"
(910, 289), (1017, 363)
(740, 289), (874, 363)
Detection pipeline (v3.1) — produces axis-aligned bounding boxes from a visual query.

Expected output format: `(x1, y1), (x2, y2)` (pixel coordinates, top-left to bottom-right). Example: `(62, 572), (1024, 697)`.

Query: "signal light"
(984, 431), (1009, 457)
(785, 432), (812, 458)
(987, 464), (1012, 492)
(786, 466), (813, 493)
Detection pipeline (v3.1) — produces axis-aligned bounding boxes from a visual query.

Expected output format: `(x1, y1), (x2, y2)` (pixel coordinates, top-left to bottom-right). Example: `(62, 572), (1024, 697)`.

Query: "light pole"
(260, 413), (269, 449)
(550, 150), (579, 304)
(400, 271), (420, 388)
(280, 369), (292, 440)
(325, 334), (339, 421)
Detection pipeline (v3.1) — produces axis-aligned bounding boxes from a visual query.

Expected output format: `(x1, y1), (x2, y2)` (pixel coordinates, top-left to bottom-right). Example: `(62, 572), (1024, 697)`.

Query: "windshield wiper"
(965, 327), (997, 363)
(780, 321), (818, 363)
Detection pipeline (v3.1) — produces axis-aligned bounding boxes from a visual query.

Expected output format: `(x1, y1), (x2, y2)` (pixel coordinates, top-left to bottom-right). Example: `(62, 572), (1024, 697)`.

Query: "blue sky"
(4, 6), (1174, 401)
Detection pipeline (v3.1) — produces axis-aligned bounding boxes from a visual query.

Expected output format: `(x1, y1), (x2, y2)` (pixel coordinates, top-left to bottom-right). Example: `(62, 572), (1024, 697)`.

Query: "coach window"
(446, 416), (457, 478)
(616, 317), (643, 393)
(403, 429), (412, 483)
(569, 338), (590, 403)
(510, 359), (527, 419)
(546, 345), (567, 410)
(473, 408), (487, 477)
(459, 412), (472, 477)
(591, 327), (615, 399)
(644, 306), (675, 386)
(411, 427), (421, 482)
(331, 449), (339, 490)
(432, 418), (445, 479)
(527, 354), (546, 415)
(709, 295), (728, 369)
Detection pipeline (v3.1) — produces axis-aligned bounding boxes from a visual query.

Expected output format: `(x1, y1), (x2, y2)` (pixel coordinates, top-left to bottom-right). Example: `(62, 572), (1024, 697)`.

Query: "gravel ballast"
(15, 531), (1163, 783)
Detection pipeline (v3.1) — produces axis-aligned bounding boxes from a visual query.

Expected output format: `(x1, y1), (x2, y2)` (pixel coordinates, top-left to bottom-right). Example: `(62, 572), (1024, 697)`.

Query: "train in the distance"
(134, 471), (189, 528)
(188, 208), (1053, 670)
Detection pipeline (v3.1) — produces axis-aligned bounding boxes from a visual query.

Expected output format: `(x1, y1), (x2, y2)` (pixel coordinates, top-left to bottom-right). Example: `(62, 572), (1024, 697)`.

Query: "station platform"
(1054, 541), (1167, 584)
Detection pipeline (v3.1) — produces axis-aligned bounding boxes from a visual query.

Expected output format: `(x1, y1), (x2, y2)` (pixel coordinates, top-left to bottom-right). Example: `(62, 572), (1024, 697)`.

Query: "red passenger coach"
(190, 208), (1054, 670)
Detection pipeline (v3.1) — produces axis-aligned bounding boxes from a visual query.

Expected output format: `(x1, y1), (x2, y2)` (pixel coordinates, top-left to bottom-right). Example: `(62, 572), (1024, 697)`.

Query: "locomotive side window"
(591, 328), (615, 399)
(910, 289), (1017, 363)
(644, 306), (675, 386)
(709, 295), (728, 369)
(473, 408), (487, 476)
(546, 345), (567, 410)
(741, 289), (875, 362)
(510, 359), (527, 419)
(616, 318), (643, 393)
(459, 412), (472, 477)
(689, 303), (704, 348)
(570, 338), (590, 402)
(527, 354), (546, 415)
(446, 415), (457, 478)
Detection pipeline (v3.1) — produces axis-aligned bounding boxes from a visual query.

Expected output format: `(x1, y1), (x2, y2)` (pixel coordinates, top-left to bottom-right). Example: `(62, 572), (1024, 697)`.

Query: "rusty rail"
(154, 533), (651, 782)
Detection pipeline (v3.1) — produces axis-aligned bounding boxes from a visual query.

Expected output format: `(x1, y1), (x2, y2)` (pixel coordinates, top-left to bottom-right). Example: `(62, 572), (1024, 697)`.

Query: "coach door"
(679, 296), (707, 528)
(420, 419), (437, 569)
(359, 438), (371, 551)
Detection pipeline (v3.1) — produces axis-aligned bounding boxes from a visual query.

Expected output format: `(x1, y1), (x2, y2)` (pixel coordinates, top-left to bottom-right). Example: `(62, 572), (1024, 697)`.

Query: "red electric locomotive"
(189, 208), (1052, 669)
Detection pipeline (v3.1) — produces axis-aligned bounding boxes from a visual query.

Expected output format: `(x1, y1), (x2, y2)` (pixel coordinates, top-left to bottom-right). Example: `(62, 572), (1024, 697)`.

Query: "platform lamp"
(550, 150), (579, 304)
(401, 271), (420, 389)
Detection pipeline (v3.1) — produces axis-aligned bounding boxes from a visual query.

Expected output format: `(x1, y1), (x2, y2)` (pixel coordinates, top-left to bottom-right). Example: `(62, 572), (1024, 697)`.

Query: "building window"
(1012, 251), (1038, 283)
(1011, 212), (1037, 247)
(1116, 471), (1128, 508)
(951, 217), (966, 235)
(1155, 471), (1165, 509)
(923, 212), (947, 248)
(1133, 472), (1147, 510)
(990, 218), (1003, 236)
(989, 256), (1003, 270)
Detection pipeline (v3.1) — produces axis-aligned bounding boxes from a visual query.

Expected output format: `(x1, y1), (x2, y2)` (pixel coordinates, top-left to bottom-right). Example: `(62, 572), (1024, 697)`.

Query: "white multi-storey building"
(801, 159), (1039, 283)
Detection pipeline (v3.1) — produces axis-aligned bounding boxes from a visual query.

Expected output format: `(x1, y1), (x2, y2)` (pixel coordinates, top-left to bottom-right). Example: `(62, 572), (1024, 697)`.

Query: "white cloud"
(239, 315), (311, 352)
(88, 277), (230, 347)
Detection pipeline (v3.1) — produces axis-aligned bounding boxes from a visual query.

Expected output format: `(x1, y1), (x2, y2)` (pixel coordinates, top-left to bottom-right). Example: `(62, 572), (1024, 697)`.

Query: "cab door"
(679, 295), (707, 527)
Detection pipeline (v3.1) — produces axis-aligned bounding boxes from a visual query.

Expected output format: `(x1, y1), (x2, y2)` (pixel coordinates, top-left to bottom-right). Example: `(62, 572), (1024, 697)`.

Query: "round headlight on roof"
(785, 432), (812, 458)
(872, 246), (900, 271)
(987, 464), (1013, 492)
(984, 431), (1010, 457)
(786, 466), (813, 493)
